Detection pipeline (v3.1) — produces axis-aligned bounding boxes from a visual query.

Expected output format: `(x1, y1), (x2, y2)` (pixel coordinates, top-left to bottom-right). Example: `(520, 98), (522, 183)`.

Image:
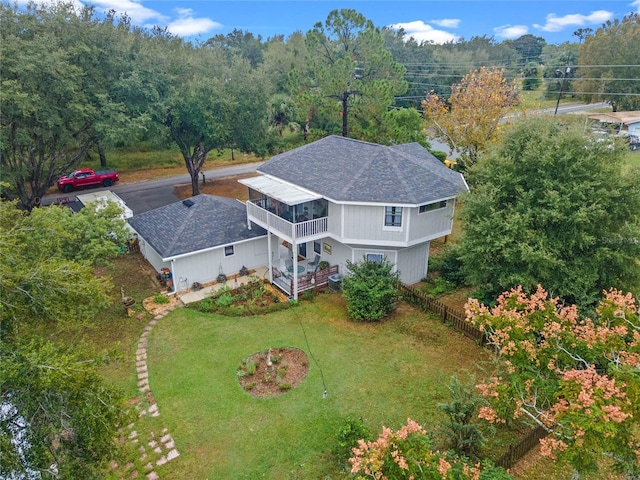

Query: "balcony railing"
(246, 202), (328, 242)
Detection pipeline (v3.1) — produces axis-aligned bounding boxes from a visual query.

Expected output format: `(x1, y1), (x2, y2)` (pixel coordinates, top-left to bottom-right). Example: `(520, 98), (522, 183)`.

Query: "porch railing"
(272, 265), (339, 296)
(246, 202), (328, 242)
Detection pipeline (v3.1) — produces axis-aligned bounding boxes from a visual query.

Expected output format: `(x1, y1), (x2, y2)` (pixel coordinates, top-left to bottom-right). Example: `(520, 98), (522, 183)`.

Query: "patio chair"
(285, 258), (293, 271)
(307, 253), (321, 269)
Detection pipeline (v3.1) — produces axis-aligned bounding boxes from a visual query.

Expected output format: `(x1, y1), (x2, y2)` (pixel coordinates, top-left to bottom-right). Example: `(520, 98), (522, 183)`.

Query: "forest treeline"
(1, 2), (639, 209)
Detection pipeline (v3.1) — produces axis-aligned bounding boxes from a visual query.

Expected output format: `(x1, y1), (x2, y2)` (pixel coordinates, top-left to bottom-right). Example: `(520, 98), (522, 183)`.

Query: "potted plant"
(317, 260), (330, 271)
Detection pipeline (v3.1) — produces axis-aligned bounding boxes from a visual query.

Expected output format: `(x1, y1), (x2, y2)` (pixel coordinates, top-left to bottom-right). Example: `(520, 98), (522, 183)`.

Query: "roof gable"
(128, 195), (265, 259)
(258, 135), (468, 204)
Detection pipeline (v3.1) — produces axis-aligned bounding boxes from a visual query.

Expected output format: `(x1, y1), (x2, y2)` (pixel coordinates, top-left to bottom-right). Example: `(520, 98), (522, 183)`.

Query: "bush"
(421, 276), (457, 299)
(333, 415), (371, 466)
(432, 244), (466, 286)
(153, 294), (169, 304)
(437, 373), (488, 458)
(341, 256), (400, 322)
(215, 292), (234, 307)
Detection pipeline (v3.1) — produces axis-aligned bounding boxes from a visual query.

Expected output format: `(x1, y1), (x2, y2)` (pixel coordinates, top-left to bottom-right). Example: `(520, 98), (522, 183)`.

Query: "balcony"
(246, 201), (328, 243)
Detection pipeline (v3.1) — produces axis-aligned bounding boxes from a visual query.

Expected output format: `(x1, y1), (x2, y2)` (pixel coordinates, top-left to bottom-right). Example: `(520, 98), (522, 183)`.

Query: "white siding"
(342, 205), (407, 243)
(171, 238), (269, 287)
(325, 199), (455, 247)
(132, 228), (165, 272)
(407, 201), (455, 243)
(396, 243), (430, 284)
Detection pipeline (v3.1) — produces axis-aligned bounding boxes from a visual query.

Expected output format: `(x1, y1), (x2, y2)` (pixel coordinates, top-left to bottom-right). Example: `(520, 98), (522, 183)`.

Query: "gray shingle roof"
(259, 135), (468, 204)
(128, 195), (265, 259)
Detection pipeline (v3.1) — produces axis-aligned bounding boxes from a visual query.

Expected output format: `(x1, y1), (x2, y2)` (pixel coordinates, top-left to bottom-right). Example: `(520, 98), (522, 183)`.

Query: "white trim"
(239, 175), (322, 205)
(162, 235), (263, 262)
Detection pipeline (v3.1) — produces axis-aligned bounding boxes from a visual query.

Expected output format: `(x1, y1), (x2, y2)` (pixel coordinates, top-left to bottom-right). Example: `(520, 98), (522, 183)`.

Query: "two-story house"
(239, 135), (468, 299)
(129, 135), (468, 299)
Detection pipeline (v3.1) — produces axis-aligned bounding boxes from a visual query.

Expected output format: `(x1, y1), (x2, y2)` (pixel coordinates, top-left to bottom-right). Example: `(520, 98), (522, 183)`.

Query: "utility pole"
(554, 66), (571, 116)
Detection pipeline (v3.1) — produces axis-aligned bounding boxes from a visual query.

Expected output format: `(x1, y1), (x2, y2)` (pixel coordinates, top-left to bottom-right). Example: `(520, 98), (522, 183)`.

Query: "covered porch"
(272, 264), (339, 297)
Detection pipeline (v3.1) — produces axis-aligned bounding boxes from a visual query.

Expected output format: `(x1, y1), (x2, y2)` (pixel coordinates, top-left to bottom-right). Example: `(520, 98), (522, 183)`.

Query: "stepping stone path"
(110, 302), (182, 479)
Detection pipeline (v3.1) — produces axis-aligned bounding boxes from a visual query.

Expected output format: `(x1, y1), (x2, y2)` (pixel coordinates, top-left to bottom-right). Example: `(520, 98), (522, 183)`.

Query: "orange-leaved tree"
(422, 66), (520, 170)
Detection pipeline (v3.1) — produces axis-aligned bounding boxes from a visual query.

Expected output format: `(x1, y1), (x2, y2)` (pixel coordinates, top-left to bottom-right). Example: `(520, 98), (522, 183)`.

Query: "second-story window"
(384, 206), (403, 227)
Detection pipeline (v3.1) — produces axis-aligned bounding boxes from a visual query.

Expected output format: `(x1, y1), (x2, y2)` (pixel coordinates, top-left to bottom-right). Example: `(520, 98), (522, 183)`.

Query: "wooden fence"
(398, 282), (550, 468)
(495, 424), (549, 469)
(398, 283), (485, 345)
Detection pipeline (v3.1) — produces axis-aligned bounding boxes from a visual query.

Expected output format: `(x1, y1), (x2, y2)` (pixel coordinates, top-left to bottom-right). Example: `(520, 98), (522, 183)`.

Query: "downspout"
(168, 259), (178, 296)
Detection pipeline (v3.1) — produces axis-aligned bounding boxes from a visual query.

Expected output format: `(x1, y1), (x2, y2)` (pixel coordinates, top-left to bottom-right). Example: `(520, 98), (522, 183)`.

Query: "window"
(224, 245), (234, 257)
(384, 206), (403, 227)
(366, 253), (384, 263)
(314, 240), (322, 255)
(298, 243), (307, 258)
(419, 200), (447, 214)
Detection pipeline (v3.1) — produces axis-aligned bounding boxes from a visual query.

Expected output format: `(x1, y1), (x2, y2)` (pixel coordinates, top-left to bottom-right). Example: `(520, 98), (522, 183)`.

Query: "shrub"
(333, 415), (371, 466)
(431, 244), (466, 286)
(153, 294), (169, 304)
(192, 297), (213, 313)
(422, 276), (457, 299)
(215, 292), (234, 307)
(278, 382), (292, 391)
(437, 373), (489, 457)
(244, 358), (257, 376)
(341, 256), (400, 322)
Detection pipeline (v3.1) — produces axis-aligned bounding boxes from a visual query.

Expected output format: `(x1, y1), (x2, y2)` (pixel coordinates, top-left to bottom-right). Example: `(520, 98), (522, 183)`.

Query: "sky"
(22, 0), (640, 44)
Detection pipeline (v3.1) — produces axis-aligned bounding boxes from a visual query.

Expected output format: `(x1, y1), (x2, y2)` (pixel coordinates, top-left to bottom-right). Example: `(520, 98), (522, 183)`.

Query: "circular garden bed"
(236, 347), (309, 398)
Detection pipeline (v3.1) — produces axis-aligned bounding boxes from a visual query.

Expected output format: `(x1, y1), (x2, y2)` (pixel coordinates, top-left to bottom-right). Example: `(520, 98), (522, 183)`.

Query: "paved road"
(44, 102), (609, 212)
(43, 161), (264, 214)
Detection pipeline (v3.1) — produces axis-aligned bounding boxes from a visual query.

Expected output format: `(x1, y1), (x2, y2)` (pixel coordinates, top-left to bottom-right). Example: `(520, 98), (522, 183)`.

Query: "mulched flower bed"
(237, 347), (309, 398)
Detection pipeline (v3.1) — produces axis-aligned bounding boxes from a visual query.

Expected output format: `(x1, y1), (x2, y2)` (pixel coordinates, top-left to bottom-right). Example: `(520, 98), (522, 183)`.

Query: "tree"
(422, 67), (520, 169)
(299, 9), (407, 138)
(503, 34), (547, 66)
(572, 28), (593, 43)
(437, 374), (488, 458)
(0, 200), (131, 477)
(458, 117), (640, 307)
(575, 13), (640, 110)
(204, 28), (265, 68)
(267, 94), (299, 137)
(349, 418), (512, 479)
(365, 107), (430, 147)
(163, 43), (270, 196)
(0, 3), (155, 210)
(341, 256), (400, 322)
(259, 32), (308, 96)
(540, 43), (579, 98)
(467, 286), (640, 477)
(1, 339), (130, 479)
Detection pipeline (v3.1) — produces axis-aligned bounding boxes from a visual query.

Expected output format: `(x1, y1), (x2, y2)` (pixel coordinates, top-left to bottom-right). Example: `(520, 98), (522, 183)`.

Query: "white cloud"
(388, 20), (459, 44)
(631, 0), (640, 12)
(494, 24), (529, 39)
(86, 0), (167, 24)
(430, 18), (460, 28)
(534, 10), (613, 32)
(165, 8), (221, 37)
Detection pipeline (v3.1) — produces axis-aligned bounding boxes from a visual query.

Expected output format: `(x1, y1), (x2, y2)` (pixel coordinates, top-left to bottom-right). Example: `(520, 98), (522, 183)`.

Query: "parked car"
(57, 168), (119, 193)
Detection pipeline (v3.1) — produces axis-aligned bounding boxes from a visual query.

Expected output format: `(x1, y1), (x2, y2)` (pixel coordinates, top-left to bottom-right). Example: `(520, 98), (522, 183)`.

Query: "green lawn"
(146, 294), (494, 478)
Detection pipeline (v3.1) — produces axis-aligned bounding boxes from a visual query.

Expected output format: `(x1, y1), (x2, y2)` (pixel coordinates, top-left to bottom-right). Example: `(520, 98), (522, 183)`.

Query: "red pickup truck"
(57, 168), (119, 193)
